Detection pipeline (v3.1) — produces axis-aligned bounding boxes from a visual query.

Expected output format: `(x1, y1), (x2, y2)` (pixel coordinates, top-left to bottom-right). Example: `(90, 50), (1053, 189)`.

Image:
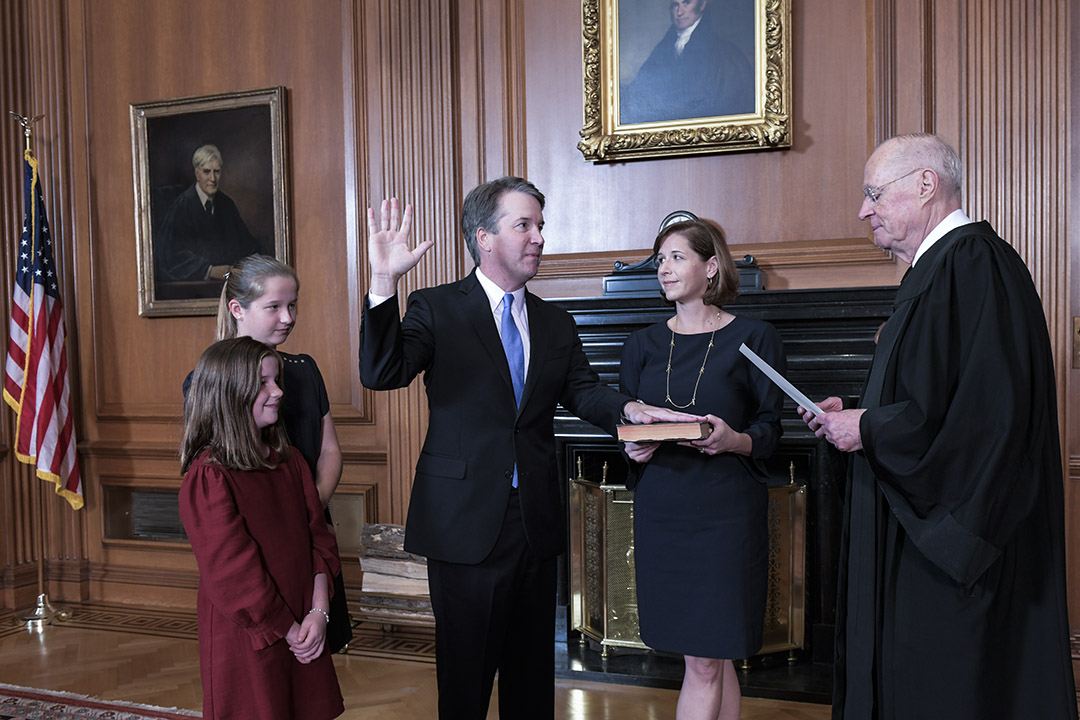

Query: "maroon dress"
(180, 448), (344, 720)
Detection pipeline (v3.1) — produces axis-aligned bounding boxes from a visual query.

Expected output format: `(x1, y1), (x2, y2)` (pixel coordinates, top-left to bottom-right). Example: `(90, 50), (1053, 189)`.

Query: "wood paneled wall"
(0, 0), (1076, 629)
(1071, 0), (1080, 628)
(946, 0), (1075, 619)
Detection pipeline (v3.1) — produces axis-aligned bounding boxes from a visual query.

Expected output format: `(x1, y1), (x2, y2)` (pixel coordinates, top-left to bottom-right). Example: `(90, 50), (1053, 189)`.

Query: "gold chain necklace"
(665, 311), (721, 408)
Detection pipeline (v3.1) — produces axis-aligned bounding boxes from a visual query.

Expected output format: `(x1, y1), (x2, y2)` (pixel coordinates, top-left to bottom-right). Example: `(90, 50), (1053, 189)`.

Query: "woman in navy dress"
(620, 219), (784, 719)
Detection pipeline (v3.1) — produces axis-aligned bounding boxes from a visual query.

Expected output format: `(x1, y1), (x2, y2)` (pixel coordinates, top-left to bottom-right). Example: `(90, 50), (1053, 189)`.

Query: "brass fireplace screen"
(569, 459), (807, 661)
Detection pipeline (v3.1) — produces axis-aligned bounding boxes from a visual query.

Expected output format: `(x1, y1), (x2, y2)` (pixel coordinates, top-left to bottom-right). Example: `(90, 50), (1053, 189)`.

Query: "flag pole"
(8, 111), (70, 630)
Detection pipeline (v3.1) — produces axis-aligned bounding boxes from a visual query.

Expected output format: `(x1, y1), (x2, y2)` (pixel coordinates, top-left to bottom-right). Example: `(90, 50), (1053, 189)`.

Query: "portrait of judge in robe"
(156, 144), (260, 289)
(619, 0), (757, 125)
(143, 104), (278, 303)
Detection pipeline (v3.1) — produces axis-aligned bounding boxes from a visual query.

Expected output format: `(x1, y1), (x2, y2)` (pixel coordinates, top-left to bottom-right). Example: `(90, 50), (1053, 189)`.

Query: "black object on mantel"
(551, 284), (899, 704)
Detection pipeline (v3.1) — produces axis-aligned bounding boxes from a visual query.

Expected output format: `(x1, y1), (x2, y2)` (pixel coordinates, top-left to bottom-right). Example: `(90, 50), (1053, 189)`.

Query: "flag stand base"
(17, 592), (71, 631)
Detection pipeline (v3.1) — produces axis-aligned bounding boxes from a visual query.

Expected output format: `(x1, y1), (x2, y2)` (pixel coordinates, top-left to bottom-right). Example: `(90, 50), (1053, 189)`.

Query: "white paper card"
(739, 343), (824, 417)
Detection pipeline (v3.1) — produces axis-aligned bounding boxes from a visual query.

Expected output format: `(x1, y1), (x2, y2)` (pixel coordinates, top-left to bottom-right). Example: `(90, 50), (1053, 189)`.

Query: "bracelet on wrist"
(307, 608), (330, 624)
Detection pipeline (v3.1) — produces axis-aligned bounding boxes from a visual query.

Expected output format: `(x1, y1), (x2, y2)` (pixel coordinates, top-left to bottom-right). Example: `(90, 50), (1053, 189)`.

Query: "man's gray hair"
(885, 133), (963, 199)
(461, 177), (545, 266)
(192, 144), (223, 169)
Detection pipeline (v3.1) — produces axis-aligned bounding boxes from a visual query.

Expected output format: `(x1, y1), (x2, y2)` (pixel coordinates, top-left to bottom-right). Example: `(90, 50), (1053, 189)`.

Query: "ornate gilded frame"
(130, 87), (290, 317)
(579, 0), (792, 162)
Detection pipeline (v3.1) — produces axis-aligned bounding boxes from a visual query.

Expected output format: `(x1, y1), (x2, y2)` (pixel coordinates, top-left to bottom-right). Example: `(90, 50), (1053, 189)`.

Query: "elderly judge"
(802, 133), (1076, 720)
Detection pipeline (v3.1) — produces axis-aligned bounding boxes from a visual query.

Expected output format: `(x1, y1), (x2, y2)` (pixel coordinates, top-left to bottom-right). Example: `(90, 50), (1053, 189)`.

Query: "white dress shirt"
(911, 209), (973, 267)
(474, 269), (531, 379)
(674, 17), (703, 55)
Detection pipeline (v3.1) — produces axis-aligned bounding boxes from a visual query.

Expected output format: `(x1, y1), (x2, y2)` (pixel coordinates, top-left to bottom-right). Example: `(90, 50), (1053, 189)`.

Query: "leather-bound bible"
(616, 421), (711, 443)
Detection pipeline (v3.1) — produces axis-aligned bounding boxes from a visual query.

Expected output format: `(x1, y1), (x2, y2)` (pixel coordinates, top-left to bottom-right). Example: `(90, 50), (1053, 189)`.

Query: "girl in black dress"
(186, 254), (352, 653)
(620, 221), (785, 719)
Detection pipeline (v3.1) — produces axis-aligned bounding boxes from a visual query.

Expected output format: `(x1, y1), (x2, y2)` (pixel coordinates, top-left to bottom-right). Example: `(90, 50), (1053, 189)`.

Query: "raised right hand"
(366, 198), (432, 296)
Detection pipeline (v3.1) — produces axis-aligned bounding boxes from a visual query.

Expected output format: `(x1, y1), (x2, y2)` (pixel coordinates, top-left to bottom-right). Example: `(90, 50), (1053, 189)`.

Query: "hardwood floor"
(0, 606), (830, 719)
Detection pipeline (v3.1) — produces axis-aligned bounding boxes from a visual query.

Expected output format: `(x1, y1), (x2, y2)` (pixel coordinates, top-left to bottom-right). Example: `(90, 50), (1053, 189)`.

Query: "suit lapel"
(458, 273), (517, 403)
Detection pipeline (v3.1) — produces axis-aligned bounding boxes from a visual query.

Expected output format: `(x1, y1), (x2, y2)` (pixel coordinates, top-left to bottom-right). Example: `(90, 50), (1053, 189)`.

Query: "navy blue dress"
(620, 314), (784, 658)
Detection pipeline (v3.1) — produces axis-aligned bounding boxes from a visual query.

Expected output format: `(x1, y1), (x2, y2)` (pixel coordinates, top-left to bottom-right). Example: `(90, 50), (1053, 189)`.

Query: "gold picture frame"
(579, 0), (792, 162)
(130, 87), (290, 317)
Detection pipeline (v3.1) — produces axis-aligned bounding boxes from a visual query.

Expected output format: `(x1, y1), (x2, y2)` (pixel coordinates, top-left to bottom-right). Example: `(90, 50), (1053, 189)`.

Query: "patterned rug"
(0, 684), (200, 720)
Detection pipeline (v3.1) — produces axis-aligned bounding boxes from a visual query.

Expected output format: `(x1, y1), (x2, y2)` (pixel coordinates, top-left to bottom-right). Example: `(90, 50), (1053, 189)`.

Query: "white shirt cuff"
(368, 292), (393, 308)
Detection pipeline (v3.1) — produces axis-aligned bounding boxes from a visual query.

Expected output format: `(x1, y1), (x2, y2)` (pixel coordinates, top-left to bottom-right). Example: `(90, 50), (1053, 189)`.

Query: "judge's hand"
(622, 401), (702, 425)
(798, 396), (844, 431)
(287, 612), (328, 664)
(812, 408), (866, 452)
(680, 414), (749, 456)
(365, 198), (431, 297)
(624, 440), (661, 464)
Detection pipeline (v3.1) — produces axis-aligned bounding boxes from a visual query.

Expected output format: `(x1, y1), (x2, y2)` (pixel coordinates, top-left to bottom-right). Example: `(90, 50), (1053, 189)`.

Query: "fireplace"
(568, 453), (807, 663)
(552, 273), (896, 694)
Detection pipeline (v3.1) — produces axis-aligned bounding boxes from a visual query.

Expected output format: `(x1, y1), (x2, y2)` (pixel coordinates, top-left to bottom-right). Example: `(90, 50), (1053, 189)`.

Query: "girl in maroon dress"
(180, 337), (344, 720)
(217, 254), (351, 651)
(183, 254), (351, 653)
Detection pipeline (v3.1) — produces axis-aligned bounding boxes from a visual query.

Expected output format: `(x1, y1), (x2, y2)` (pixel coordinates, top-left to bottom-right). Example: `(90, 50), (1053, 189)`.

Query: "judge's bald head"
(859, 134), (964, 263)
(872, 134), (962, 201)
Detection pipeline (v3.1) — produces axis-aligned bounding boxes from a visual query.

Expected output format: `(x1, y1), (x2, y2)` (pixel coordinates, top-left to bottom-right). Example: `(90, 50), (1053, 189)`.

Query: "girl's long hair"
(216, 254), (299, 341)
(181, 337), (290, 473)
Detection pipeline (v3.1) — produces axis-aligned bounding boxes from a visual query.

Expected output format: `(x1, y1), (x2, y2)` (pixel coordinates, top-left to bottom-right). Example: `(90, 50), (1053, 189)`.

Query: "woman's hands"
(624, 440), (661, 464)
(625, 414), (752, 463)
(679, 414), (751, 457)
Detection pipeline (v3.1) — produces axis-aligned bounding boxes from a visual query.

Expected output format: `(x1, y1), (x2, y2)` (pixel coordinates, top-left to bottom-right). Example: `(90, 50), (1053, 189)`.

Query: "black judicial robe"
(157, 185), (260, 283)
(835, 222), (1076, 720)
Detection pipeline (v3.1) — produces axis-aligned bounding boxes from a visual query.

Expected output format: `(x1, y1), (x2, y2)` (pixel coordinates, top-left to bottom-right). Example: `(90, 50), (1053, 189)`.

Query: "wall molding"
(88, 562), (198, 590)
(533, 237), (895, 284)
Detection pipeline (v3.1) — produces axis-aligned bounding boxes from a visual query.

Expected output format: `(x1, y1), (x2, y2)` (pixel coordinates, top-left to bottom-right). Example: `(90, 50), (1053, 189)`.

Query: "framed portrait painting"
(130, 86), (290, 317)
(579, 0), (792, 162)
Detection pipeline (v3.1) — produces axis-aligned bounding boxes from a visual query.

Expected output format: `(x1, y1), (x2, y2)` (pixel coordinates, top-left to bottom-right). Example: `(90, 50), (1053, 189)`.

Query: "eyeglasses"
(862, 167), (925, 204)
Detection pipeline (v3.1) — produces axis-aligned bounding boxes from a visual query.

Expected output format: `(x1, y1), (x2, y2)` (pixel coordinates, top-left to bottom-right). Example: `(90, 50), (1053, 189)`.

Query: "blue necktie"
(500, 293), (525, 406)
(500, 293), (524, 488)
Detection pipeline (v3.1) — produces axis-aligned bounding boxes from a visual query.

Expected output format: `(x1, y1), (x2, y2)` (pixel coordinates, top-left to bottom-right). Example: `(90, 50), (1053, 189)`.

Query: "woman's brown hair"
(652, 219), (740, 308)
(180, 337), (290, 473)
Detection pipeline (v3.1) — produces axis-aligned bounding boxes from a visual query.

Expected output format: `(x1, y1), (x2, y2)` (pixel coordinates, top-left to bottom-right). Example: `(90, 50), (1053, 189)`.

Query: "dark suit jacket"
(359, 271), (627, 564)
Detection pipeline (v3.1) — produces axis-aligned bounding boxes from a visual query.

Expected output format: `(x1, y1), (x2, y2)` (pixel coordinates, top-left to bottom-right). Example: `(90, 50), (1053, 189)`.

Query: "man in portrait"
(620, 0), (756, 125)
(156, 144), (260, 286)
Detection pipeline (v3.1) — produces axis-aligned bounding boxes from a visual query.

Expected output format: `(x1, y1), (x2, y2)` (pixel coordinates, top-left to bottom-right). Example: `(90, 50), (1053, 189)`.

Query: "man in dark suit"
(359, 178), (695, 718)
(156, 144), (260, 284)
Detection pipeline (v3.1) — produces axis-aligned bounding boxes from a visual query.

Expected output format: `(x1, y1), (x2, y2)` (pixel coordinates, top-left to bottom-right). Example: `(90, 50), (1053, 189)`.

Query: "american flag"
(3, 149), (81, 510)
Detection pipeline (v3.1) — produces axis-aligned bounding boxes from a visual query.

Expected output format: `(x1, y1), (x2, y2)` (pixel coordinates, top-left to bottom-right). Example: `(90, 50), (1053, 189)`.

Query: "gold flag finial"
(8, 112), (45, 152)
